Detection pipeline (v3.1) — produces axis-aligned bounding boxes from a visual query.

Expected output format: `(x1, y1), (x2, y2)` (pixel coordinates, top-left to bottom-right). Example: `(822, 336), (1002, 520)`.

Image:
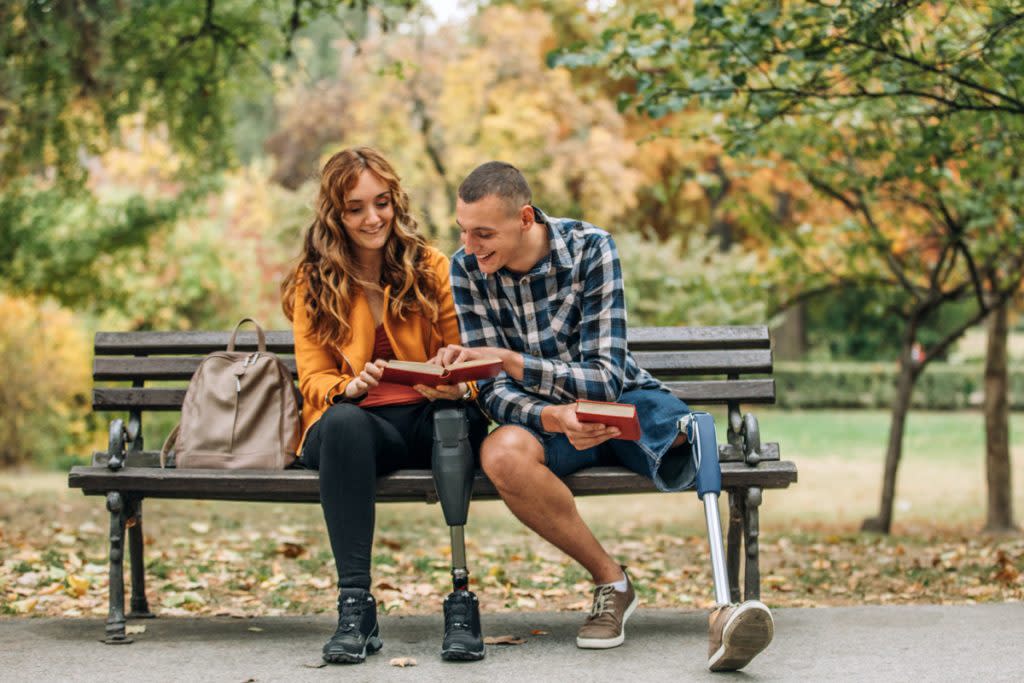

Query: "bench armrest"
(108, 419), (127, 471)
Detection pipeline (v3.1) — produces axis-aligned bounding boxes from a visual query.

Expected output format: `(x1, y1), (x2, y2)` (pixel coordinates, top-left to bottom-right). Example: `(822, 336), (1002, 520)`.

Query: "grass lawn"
(2, 409), (1022, 617)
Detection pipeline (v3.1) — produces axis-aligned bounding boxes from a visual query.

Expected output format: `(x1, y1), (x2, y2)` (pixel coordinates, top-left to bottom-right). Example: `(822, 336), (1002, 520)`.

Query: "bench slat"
(631, 349), (771, 375)
(93, 325), (771, 356)
(68, 460), (797, 503)
(94, 356), (298, 381)
(627, 325), (770, 351)
(93, 378), (775, 411)
(89, 442), (780, 470)
(93, 351), (771, 381)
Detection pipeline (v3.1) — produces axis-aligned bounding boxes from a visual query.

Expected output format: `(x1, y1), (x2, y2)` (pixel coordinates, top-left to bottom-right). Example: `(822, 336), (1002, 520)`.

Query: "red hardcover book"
(575, 400), (642, 441)
(381, 358), (502, 386)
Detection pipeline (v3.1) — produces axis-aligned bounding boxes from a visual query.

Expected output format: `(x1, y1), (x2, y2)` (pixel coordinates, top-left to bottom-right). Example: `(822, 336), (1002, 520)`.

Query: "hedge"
(772, 362), (1024, 410)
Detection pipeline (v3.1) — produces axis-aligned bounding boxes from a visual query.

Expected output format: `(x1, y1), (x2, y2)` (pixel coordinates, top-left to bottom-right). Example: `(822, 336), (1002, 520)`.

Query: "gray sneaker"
(707, 600), (774, 671)
(575, 569), (638, 649)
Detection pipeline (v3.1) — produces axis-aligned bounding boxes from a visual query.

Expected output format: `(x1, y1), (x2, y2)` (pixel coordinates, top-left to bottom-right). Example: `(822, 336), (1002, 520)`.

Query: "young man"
(437, 161), (774, 671)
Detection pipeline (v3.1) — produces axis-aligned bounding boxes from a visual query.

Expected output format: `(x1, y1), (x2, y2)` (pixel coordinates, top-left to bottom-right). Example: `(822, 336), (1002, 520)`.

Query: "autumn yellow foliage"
(0, 294), (95, 467)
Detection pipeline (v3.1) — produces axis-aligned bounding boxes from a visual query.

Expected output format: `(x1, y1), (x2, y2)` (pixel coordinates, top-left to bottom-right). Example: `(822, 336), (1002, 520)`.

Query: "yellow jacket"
(291, 246), (464, 445)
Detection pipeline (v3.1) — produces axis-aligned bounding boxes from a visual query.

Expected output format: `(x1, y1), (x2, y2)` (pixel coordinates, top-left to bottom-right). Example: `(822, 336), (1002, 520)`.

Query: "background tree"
(559, 0), (1024, 532)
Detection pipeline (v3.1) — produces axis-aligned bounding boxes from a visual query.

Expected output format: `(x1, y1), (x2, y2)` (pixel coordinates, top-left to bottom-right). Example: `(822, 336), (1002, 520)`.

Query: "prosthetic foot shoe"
(323, 588), (383, 664)
(707, 600), (774, 672)
(441, 590), (485, 661)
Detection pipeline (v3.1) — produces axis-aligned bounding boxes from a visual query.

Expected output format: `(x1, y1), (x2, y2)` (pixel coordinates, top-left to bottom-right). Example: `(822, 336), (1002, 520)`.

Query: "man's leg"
(480, 425), (639, 650)
(479, 425), (621, 584)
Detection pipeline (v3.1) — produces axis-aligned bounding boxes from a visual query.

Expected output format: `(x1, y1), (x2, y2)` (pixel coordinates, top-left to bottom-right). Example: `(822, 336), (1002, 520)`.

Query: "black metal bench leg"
(104, 492), (133, 644)
(743, 487), (763, 601)
(127, 497), (154, 619)
(727, 490), (744, 604)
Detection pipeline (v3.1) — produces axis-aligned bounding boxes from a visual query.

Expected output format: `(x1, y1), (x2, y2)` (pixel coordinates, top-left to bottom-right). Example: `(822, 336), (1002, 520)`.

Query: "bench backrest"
(92, 326), (774, 413)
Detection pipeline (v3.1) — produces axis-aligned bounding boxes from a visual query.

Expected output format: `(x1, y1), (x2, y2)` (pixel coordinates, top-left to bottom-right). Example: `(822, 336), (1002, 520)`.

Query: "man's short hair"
(458, 161), (532, 216)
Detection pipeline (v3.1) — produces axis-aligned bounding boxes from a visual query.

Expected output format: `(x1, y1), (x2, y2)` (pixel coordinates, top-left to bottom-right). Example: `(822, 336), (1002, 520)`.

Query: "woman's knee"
(479, 427), (542, 488)
(319, 402), (372, 439)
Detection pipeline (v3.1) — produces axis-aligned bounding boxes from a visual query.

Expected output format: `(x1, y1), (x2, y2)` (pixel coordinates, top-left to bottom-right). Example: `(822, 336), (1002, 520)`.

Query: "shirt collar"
(530, 206), (574, 273)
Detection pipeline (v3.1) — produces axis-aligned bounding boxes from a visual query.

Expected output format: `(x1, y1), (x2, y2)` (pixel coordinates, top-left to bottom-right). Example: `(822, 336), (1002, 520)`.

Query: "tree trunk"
(773, 303), (807, 360)
(984, 301), (1016, 531)
(863, 341), (920, 533)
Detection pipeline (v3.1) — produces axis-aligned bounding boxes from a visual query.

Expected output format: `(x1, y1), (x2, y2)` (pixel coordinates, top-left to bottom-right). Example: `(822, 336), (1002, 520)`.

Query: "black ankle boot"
(441, 590), (485, 661)
(323, 588), (383, 664)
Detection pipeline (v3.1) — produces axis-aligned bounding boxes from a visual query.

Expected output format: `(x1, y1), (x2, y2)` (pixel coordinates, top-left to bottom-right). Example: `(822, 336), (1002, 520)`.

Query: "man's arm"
(517, 233), (628, 402)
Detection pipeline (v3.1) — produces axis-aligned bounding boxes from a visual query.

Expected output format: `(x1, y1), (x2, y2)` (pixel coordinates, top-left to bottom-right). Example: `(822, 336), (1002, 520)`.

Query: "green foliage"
(616, 229), (768, 326)
(0, 181), (200, 311)
(774, 361), (1024, 411)
(805, 289), (978, 362)
(561, 0), (1024, 332)
(0, 1), (419, 187)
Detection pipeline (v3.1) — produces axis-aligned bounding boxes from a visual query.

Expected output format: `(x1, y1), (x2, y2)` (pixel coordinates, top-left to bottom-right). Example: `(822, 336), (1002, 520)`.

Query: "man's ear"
(520, 204), (535, 229)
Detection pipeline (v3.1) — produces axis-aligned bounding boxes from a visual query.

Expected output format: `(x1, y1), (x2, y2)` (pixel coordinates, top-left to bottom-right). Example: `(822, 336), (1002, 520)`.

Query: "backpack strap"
(159, 423), (181, 468)
(227, 318), (267, 352)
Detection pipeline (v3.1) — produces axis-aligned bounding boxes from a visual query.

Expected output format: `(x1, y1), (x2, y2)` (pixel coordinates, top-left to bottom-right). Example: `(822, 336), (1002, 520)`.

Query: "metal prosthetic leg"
(681, 412), (731, 606)
(685, 412), (775, 670)
(432, 406), (485, 661)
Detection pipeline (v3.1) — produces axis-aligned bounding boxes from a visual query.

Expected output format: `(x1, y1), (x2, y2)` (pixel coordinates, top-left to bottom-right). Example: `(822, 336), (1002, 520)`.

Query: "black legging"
(299, 400), (486, 590)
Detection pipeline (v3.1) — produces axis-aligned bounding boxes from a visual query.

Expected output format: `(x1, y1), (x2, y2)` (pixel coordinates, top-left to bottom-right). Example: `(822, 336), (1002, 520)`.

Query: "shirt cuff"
(518, 399), (548, 433)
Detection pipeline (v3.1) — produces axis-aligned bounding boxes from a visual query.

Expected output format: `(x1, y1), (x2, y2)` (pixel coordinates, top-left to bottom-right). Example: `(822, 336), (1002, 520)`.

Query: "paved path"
(2, 605), (1022, 682)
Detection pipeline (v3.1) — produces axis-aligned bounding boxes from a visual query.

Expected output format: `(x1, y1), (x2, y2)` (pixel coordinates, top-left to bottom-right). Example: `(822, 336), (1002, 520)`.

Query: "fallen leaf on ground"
(189, 522), (210, 534)
(248, 627), (264, 632)
(484, 635), (526, 645)
(389, 657), (417, 667)
(125, 624), (146, 635)
(531, 630), (549, 636)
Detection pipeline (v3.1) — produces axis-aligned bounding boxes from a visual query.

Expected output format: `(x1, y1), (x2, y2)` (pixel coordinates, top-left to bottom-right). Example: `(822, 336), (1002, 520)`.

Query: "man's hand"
(433, 344), (523, 379)
(413, 381), (468, 402)
(343, 359), (386, 399)
(541, 402), (619, 451)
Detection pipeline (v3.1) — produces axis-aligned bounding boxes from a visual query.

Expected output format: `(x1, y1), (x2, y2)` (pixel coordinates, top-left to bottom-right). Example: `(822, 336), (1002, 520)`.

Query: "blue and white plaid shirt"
(450, 207), (663, 432)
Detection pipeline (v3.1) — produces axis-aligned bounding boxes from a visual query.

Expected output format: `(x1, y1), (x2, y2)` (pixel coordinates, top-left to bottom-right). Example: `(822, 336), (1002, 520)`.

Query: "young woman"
(281, 147), (486, 664)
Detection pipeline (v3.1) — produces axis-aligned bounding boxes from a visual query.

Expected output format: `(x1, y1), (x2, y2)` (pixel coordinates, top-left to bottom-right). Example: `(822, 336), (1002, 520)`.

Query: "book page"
(447, 358), (501, 370)
(576, 401), (634, 417)
(384, 360), (445, 376)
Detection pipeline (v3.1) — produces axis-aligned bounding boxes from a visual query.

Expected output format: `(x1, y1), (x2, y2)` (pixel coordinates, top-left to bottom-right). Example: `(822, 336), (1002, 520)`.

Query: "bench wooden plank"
(93, 325), (771, 356)
(68, 460), (797, 503)
(94, 356), (299, 381)
(627, 325), (770, 351)
(88, 442), (780, 470)
(630, 349), (771, 375)
(93, 379), (776, 411)
(93, 351), (771, 381)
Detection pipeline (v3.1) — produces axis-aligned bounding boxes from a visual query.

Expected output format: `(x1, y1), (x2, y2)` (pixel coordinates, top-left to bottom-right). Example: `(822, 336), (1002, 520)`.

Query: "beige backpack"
(160, 318), (300, 469)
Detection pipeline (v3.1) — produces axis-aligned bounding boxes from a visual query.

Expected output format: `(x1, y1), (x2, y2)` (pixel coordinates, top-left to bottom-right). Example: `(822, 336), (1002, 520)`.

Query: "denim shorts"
(518, 388), (697, 492)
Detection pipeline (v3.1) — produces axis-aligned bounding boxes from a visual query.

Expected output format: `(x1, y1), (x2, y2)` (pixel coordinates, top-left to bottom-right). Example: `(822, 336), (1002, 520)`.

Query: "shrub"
(0, 295), (97, 467)
(773, 362), (1024, 410)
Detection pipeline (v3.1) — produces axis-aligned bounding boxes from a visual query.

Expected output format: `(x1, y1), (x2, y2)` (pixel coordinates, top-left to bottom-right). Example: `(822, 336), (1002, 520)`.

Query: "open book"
(575, 400), (642, 441)
(381, 358), (502, 386)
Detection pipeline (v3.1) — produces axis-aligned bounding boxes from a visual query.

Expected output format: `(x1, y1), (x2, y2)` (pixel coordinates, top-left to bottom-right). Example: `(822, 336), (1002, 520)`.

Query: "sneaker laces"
(445, 594), (472, 631)
(336, 595), (366, 633)
(586, 584), (618, 621)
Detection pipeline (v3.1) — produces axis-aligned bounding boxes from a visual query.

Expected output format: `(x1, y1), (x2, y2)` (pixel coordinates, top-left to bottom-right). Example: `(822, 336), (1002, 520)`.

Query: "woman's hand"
(413, 381), (468, 402)
(343, 360), (386, 399)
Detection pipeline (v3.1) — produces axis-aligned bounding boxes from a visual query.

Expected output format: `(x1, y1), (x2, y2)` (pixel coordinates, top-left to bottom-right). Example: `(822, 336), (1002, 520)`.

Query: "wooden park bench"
(68, 325), (798, 643)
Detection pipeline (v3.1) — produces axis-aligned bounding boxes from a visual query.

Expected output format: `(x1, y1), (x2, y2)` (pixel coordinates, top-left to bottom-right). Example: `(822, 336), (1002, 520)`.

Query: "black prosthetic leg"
(432, 406), (485, 661)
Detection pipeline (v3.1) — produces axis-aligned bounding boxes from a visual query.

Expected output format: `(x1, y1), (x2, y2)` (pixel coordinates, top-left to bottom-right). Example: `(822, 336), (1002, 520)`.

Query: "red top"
(359, 325), (427, 409)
